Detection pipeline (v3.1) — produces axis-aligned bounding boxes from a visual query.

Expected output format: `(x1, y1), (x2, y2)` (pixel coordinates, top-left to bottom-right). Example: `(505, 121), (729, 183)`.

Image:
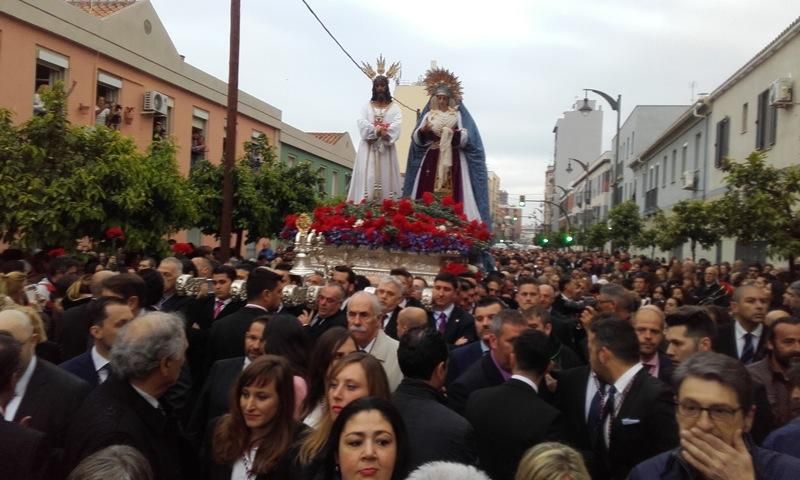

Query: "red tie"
(213, 299), (225, 319)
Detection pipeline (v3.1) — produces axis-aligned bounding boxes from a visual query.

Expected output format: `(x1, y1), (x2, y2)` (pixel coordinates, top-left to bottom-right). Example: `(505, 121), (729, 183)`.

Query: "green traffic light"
(565, 235), (573, 243)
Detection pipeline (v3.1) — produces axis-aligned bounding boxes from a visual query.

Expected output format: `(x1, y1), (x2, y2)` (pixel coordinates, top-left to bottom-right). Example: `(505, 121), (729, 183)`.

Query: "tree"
(607, 200), (642, 251)
(634, 210), (663, 259)
(0, 82), (197, 253)
(660, 200), (722, 261)
(189, 134), (321, 253)
(715, 151), (800, 270)
(579, 222), (609, 252)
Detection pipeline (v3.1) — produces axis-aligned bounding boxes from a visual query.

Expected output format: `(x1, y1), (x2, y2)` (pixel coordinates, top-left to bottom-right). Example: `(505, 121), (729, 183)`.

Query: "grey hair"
(673, 351), (753, 412)
(406, 462), (491, 480)
(111, 312), (187, 380)
(158, 257), (183, 274)
(323, 282), (346, 301)
(349, 291), (382, 317)
(787, 280), (800, 294)
(0, 309), (33, 338)
(66, 445), (153, 480)
(490, 309), (528, 336)
(378, 275), (406, 295)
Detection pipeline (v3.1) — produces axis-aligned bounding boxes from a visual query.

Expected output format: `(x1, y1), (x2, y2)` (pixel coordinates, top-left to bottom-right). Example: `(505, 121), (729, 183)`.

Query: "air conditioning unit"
(769, 78), (793, 107)
(681, 170), (697, 190)
(143, 91), (168, 115)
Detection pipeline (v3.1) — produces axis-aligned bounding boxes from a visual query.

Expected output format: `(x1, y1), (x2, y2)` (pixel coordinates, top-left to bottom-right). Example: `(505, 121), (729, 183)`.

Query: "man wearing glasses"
(629, 351), (800, 479)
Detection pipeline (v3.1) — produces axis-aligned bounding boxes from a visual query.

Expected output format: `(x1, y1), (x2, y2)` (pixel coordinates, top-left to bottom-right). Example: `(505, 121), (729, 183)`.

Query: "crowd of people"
(1, 245), (800, 480)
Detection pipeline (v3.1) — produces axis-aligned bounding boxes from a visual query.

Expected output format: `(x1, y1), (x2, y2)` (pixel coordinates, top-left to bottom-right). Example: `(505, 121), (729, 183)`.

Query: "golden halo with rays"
(360, 54), (401, 81)
(423, 67), (463, 104)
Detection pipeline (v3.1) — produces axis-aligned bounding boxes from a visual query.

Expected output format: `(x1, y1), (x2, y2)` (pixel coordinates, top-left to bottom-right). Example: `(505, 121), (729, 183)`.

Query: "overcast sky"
(150, 0), (800, 223)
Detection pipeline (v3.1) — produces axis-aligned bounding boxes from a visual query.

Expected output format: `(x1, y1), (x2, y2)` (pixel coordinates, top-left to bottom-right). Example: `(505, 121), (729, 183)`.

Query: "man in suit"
(716, 285), (769, 364)
(331, 265), (357, 309)
(630, 352), (800, 480)
(65, 312), (194, 480)
(298, 283), (347, 340)
(156, 257), (192, 313)
(184, 265), (245, 331)
(347, 291), (402, 390)
(390, 267), (425, 310)
(0, 309), (90, 450)
(376, 275), (405, 340)
(446, 296), (506, 384)
(207, 267), (283, 364)
(522, 305), (583, 372)
(557, 315), (678, 480)
(60, 297), (134, 387)
(515, 276), (540, 311)
(633, 305), (674, 385)
(56, 269), (117, 361)
(0, 331), (51, 480)
(466, 329), (564, 480)
(393, 328), (476, 472)
(428, 272), (477, 346)
(188, 316), (268, 444)
(396, 306), (429, 339)
(448, 308), (529, 414)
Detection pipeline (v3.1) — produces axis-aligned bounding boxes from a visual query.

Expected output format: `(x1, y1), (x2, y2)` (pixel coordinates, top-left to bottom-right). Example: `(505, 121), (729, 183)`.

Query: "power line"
(299, 0), (417, 113)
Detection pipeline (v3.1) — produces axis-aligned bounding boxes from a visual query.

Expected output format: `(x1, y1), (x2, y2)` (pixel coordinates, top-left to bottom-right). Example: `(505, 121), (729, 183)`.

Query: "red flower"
(398, 198), (414, 216)
(454, 202), (464, 216)
(441, 262), (468, 275)
(442, 196), (455, 206)
(422, 192), (435, 205)
(105, 226), (124, 239)
(284, 214), (297, 228)
(47, 247), (66, 257)
(172, 242), (194, 256)
(382, 198), (396, 213)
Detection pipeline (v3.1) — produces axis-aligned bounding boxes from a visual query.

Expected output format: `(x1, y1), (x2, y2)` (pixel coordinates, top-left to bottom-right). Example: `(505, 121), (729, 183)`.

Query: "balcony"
(644, 188), (658, 214)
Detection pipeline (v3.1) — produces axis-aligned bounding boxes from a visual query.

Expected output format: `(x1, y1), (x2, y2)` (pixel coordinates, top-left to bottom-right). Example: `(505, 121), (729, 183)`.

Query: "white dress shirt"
(735, 321), (763, 359)
(91, 346), (111, 384)
(604, 363), (643, 446)
(131, 383), (161, 410)
(511, 374), (539, 393)
(4, 355), (36, 421)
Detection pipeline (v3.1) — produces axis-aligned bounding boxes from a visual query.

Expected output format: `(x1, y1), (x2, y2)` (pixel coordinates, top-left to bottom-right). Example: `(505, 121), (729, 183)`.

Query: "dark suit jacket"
(64, 375), (195, 480)
(0, 419), (51, 480)
(14, 358), (91, 448)
(557, 366), (679, 480)
(184, 296), (245, 331)
(59, 350), (101, 388)
(715, 321), (768, 363)
(187, 356), (245, 445)
(445, 340), (485, 385)
(56, 301), (91, 361)
(307, 309), (347, 341)
(428, 305), (477, 345)
(466, 378), (565, 480)
(656, 350), (675, 385)
(447, 353), (505, 415)
(392, 378), (476, 472)
(383, 306), (403, 340)
(207, 306), (267, 365)
(159, 293), (193, 314)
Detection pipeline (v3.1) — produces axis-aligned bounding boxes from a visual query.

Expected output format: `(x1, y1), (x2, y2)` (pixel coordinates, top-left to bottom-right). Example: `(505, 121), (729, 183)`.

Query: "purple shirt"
(490, 351), (512, 381)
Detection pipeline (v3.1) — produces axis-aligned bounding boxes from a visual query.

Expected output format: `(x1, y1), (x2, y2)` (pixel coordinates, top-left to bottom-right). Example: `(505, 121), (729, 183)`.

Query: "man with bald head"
(0, 309), (90, 450)
(397, 306), (428, 339)
(65, 312), (192, 479)
(633, 305), (674, 384)
(57, 269), (117, 360)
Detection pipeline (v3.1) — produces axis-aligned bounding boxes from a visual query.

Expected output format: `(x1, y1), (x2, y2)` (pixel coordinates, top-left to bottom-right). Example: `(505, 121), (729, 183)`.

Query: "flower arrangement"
(280, 194), (491, 255)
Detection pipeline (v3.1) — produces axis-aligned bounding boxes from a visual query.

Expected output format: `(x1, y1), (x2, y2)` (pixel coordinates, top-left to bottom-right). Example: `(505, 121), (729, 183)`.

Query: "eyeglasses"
(676, 401), (741, 422)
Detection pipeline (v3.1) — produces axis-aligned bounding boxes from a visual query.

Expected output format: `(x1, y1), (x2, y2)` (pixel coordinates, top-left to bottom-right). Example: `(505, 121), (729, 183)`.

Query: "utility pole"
(220, 0), (241, 262)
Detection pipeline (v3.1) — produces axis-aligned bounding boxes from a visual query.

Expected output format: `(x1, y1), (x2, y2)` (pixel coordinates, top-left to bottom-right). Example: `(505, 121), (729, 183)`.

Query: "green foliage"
(0, 82), (196, 252)
(662, 200), (722, 261)
(582, 221), (610, 251)
(607, 200), (642, 251)
(188, 134), (320, 245)
(715, 151), (800, 263)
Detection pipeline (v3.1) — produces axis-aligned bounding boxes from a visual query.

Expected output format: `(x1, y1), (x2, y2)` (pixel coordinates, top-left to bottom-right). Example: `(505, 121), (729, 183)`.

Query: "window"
(741, 103), (748, 133)
(631, 132), (635, 156)
(191, 107), (209, 167)
(316, 167), (326, 195)
(756, 89), (777, 150)
(670, 152), (676, 183)
(331, 171), (338, 196)
(714, 116), (730, 168)
(694, 133), (702, 170)
(287, 154), (296, 168)
(655, 164), (660, 190)
(662, 157), (667, 188)
(681, 145), (688, 178)
(152, 96), (173, 141)
(96, 72), (122, 128)
(34, 47), (69, 115)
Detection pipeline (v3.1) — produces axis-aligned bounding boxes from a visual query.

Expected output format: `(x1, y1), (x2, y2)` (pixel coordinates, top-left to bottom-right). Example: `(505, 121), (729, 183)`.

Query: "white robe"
(347, 101), (402, 202)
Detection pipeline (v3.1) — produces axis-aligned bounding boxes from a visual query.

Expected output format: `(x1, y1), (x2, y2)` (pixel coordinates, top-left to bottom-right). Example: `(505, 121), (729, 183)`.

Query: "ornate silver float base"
(310, 246), (462, 283)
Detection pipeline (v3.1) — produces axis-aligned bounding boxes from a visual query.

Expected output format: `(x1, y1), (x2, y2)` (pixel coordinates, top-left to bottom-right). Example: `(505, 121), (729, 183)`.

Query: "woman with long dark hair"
(324, 397), (409, 480)
(302, 327), (358, 427)
(206, 355), (303, 480)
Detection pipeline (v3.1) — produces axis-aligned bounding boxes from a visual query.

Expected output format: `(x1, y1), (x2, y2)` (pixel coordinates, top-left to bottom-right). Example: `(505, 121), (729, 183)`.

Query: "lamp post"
(580, 88), (622, 206)
(553, 184), (571, 199)
(566, 157), (589, 174)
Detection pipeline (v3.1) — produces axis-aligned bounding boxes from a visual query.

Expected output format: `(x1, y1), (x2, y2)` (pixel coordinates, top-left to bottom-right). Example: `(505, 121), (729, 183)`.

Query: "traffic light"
(540, 236), (549, 246)
(519, 195), (526, 207)
(564, 234), (574, 245)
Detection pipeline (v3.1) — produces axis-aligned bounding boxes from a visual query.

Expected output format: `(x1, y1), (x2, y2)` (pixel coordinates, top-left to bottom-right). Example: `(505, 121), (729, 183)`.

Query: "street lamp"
(566, 157), (589, 174)
(552, 185), (571, 198)
(581, 88), (622, 206)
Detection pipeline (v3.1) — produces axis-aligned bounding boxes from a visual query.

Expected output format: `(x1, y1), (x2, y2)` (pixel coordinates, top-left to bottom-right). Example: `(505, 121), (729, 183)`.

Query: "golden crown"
(361, 54), (401, 81)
